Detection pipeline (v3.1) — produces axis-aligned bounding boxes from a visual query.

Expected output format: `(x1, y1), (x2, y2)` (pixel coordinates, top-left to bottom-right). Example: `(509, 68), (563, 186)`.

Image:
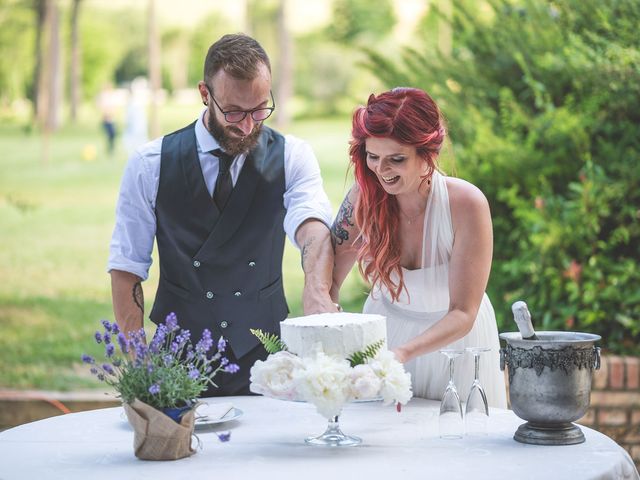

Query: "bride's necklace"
(399, 179), (431, 225)
(399, 207), (425, 225)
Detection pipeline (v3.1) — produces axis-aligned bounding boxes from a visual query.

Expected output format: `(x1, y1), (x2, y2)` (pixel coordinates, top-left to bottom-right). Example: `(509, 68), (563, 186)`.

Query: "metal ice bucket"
(499, 331), (601, 445)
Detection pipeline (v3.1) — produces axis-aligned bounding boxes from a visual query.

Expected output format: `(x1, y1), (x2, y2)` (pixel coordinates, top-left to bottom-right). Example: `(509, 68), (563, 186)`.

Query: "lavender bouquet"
(82, 313), (239, 410)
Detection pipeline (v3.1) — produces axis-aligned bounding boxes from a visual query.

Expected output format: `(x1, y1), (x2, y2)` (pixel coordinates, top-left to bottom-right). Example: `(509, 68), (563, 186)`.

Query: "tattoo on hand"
(132, 282), (144, 313)
(331, 195), (354, 247)
(301, 236), (315, 271)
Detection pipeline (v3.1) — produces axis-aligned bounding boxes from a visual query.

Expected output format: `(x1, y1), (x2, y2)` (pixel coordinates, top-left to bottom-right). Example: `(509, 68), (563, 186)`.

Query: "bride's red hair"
(350, 87), (446, 301)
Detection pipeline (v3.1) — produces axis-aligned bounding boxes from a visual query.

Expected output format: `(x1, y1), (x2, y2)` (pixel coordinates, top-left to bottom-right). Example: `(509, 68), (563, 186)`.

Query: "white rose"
(350, 364), (382, 400)
(369, 350), (413, 406)
(294, 352), (352, 419)
(249, 351), (305, 400)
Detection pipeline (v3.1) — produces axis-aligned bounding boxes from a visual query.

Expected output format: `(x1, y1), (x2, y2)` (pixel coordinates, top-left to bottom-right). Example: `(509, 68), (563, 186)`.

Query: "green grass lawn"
(0, 103), (367, 390)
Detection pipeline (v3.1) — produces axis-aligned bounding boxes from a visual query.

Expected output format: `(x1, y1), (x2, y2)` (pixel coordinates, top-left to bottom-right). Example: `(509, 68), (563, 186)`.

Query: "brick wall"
(578, 355), (640, 469)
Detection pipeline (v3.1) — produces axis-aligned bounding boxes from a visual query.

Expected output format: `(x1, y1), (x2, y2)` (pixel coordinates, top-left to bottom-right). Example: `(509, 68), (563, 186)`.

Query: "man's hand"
(296, 219), (339, 315)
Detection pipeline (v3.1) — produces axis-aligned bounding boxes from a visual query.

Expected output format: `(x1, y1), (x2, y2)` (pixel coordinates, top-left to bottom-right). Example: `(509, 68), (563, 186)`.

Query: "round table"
(0, 396), (637, 480)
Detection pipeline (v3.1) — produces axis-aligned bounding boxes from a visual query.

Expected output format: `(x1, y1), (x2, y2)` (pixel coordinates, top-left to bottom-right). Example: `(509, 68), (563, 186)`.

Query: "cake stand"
(305, 414), (361, 447)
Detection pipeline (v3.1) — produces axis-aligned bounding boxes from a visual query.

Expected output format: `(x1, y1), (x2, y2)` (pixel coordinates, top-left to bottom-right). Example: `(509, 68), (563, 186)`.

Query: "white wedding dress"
(363, 171), (508, 408)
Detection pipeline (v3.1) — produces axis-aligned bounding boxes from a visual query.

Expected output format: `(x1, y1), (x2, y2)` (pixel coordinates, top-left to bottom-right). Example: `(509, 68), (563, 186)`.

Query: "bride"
(330, 87), (507, 407)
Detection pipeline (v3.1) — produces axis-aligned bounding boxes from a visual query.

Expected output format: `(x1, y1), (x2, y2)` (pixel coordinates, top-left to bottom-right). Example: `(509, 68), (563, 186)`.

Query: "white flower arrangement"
(249, 330), (413, 420)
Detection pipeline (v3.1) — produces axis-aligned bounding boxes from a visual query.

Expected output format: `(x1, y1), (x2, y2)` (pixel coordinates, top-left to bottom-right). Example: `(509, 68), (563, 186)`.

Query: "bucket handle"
(499, 347), (507, 371)
(593, 346), (601, 370)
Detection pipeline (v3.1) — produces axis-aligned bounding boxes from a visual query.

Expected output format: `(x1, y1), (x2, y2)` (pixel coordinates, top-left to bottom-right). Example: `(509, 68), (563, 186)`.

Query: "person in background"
(108, 33), (337, 396)
(123, 76), (148, 156)
(97, 82), (118, 155)
(330, 87), (507, 407)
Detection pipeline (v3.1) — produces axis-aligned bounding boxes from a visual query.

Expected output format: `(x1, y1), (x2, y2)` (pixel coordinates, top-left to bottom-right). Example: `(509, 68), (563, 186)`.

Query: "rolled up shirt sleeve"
(107, 139), (161, 281)
(283, 135), (333, 249)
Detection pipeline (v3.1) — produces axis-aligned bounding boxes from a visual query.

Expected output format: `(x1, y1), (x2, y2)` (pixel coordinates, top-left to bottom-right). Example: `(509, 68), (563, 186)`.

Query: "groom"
(108, 33), (337, 396)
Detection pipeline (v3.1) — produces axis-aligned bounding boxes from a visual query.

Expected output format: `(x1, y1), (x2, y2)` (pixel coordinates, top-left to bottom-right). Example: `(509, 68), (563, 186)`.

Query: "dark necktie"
(212, 149), (234, 210)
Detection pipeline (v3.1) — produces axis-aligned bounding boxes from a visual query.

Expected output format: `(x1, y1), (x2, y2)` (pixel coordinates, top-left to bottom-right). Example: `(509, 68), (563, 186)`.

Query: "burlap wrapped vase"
(123, 398), (197, 460)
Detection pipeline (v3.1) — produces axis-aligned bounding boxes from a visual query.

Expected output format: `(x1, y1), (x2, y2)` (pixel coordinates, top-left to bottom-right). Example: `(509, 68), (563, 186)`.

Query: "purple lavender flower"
(101, 319), (112, 332)
(103, 333), (111, 345)
(176, 330), (191, 346)
(224, 363), (240, 374)
(220, 357), (229, 366)
(111, 323), (120, 334)
(90, 367), (98, 375)
(149, 325), (167, 354)
(81, 354), (95, 364)
(147, 364), (154, 373)
(117, 332), (128, 354)
(149, 384), (161, 395)
(102, 363), (115, 375)
(188, 367), (200, 380)
(217, 336), (227, 353)
(195, 329), (213, 354)
(149, 340), (161, 355)
(165, 312), (179, 332)
(94, 332), (102, 344)
(134, 342), (148, 364)
(163, 353), (173, 366)
(105, 344), (115, 357)
(217, 431), (231, 442)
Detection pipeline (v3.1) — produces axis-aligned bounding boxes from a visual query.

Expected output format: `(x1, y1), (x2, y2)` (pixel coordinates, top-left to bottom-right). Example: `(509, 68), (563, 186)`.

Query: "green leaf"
(347, 338), (385, 367)
(250, 329), (287, 354)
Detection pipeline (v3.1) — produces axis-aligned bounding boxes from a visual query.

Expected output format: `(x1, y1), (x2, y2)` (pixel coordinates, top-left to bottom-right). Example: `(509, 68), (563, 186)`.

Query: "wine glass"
(439, 348), (465, 439)
(465, 346), (491, 436)
(305, 415), (361, 447)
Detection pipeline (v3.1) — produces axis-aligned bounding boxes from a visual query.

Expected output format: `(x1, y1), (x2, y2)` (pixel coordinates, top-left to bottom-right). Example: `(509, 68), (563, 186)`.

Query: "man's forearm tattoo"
(301, 236), (315, 272)
(331, 195), (355, 248)
(132, 282), (144, 313)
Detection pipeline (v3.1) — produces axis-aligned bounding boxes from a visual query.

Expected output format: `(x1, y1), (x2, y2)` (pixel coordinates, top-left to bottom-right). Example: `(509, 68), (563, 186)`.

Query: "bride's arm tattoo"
(331, 196), (355, 248)
(132, 282), (144, 313)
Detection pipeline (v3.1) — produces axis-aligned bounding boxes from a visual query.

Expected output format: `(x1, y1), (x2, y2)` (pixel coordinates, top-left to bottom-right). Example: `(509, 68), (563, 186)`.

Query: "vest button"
(205, 291), (214, 299)
(193, 260), (201, 268)
(220, 320), (228, 329)
(248, 261), (256, 267)
(234, 291), (242, 297)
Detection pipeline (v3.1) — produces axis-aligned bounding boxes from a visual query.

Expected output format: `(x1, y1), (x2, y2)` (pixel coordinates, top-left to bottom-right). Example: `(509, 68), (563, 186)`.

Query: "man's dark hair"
(204, 33), (271, 83)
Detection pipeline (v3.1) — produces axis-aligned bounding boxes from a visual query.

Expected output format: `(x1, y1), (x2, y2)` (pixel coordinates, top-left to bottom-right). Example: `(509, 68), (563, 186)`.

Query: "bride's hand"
(391, 347), (410, 364)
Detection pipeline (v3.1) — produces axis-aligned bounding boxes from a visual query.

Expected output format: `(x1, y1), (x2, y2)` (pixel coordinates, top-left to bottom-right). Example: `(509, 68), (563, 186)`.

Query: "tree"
(147, 0), (160, 138)
(328, 0), (396, 44)
(34, 0), (62, 144)
(361, 0), (640, 353)
(274, 0), (292, 128)
(0, 1), (34, 107)
(69, 0), (82, 122)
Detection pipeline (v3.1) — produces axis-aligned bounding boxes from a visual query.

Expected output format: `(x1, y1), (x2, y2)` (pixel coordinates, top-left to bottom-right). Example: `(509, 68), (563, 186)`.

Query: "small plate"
(352, 397), (383, 403)
(195, 407), (243, 429)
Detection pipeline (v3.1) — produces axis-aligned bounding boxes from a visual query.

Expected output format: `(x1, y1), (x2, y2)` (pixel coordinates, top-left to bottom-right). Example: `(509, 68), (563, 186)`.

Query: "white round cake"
(280, 312), (387, 359)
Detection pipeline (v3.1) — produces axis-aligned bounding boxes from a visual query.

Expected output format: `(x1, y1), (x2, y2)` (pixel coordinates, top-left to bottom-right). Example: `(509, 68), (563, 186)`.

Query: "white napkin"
(196, 402), (234, 421)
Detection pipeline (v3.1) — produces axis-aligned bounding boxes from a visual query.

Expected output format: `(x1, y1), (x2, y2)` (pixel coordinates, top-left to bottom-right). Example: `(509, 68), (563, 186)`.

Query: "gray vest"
(150, 122), (288, 358)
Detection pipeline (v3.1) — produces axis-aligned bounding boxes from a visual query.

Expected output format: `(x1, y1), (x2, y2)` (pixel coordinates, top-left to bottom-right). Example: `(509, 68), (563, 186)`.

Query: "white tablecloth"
(0, 396), (637, 480)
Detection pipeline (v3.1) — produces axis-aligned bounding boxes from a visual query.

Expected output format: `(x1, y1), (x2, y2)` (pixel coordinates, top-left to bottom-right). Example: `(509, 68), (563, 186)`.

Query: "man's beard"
(207, 110), (262, 156)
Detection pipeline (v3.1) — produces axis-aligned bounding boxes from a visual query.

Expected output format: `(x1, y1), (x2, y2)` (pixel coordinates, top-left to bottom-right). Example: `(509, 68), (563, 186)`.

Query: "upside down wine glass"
(439, 349), (465, 439)
(465, 347), (491, 436)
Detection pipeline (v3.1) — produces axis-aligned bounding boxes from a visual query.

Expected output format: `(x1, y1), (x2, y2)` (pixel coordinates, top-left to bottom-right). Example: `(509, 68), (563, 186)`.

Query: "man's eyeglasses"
(205, 84), (275, 123)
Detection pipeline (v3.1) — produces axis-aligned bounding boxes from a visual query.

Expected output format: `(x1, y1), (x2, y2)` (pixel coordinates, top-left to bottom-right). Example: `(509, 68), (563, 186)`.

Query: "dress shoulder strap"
(421, 170), (454, 269)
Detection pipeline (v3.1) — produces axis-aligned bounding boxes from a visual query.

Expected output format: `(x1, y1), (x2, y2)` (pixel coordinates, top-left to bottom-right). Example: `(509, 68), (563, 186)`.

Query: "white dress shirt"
(107, 110), (333, 281)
